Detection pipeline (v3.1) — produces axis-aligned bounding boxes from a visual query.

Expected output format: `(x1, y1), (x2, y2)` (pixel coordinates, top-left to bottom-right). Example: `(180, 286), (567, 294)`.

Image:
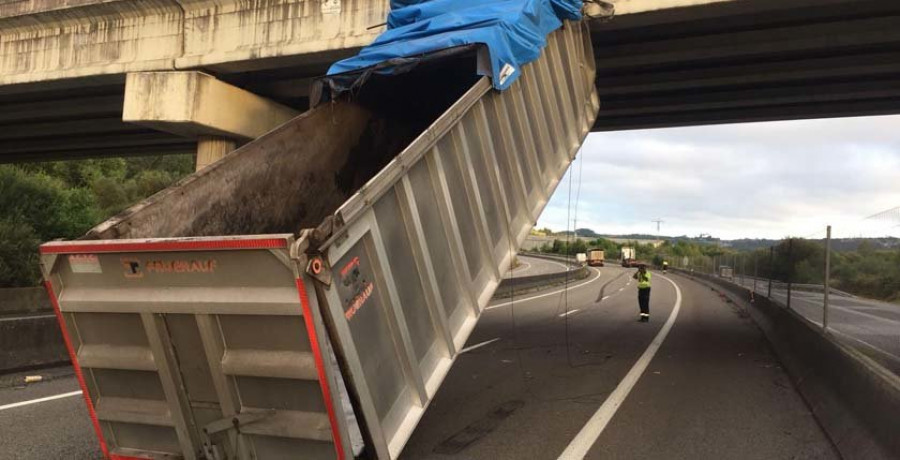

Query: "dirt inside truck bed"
(85, 50), (481, 240)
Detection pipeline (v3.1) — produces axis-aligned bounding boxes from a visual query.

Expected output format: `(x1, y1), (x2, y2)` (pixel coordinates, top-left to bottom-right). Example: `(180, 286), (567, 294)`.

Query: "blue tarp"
(327, 0), (582, 90)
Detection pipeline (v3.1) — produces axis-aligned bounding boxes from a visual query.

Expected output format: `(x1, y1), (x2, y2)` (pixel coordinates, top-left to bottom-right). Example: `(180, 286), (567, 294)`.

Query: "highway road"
(0, 266), (838, 459)
(401, 266), (837, 459)
(0, 368), (100, 459)
(510, 255), (572, 278)
(731, 276), (900, 375)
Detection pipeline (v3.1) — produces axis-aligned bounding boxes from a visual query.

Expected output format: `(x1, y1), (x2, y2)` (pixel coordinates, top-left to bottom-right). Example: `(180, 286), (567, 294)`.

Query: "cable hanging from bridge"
(502, 155), (613, 404)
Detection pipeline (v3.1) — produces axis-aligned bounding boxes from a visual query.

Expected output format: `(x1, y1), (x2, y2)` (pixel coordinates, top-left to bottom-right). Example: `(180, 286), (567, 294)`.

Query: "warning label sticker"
(68, 254), (102, 274)
(338, 252), (376, 322)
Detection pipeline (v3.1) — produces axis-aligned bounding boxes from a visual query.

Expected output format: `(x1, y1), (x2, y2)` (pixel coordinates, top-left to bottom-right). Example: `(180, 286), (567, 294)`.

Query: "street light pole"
(753, 254), (758, 293)
(767, 246), (774, 299)
(823, 225), (832, 332)
(787, 238), (793, 310)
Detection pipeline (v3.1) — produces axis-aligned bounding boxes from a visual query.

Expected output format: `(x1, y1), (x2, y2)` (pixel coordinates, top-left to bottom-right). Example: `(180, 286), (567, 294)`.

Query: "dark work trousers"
(638, 287), (651, 315)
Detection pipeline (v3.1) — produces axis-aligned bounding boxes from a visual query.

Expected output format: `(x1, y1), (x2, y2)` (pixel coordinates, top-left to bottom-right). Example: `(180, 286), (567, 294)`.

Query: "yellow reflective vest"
(637, 271), (651, 289)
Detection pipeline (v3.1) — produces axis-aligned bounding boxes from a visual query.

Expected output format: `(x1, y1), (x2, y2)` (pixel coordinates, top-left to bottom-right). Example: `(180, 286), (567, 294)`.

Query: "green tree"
(0, 155), (193, 287)
(0, 222), (42, 287)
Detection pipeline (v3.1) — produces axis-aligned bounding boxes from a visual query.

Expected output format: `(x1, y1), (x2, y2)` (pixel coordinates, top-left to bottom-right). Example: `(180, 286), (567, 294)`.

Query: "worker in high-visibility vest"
(633, 264), (651, 322)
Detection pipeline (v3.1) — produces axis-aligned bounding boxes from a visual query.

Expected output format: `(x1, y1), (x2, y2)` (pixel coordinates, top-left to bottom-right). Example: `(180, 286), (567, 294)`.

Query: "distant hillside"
(544, 228), (899, 252)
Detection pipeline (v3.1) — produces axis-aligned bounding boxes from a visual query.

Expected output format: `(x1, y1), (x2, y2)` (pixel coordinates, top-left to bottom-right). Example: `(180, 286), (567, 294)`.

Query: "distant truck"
(576, 252), (587, 264)
(621, 246), (636, 267)
(588, 249), (605, 267)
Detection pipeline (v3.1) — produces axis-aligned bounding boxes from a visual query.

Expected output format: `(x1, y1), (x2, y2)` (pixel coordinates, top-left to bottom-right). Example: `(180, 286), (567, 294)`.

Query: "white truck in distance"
(621, 246), (636, 267)
(588, 249), (605, 266)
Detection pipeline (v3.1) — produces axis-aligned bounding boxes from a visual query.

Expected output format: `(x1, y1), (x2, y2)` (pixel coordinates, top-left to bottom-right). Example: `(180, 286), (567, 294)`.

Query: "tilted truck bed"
(40, 23), (598, 460)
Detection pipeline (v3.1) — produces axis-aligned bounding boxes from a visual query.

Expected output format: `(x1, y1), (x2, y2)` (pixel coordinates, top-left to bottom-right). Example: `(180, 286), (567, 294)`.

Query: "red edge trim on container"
(295, 279), (347, 460)
(40, 238), (287, 254)
(44, 280), (111, 460)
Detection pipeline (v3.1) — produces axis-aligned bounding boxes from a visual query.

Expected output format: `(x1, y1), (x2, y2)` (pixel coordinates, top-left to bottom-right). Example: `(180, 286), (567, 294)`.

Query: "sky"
(536, 115), (900, 240)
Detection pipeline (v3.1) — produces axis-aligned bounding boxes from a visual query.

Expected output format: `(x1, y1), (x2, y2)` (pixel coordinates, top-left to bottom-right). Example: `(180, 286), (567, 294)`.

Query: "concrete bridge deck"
(6, 0), (900, 164)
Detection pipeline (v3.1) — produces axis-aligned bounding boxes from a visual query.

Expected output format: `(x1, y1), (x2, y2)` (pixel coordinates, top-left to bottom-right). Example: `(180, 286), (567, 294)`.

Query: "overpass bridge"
(2, 2), (899, 460)
(4, 0), (900, 165)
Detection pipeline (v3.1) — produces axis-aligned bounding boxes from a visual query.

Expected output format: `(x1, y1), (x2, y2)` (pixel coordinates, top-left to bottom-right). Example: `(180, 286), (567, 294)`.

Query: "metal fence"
(674, 224), (900, 378)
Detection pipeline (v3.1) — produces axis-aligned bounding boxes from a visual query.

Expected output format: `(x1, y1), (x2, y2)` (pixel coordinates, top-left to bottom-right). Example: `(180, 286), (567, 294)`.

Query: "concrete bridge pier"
(196, 137), (238, 171)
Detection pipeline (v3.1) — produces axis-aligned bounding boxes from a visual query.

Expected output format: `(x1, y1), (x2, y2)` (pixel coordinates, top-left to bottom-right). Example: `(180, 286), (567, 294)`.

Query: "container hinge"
(201, 409), (277, 460)
(306, 253), (332, 287)
(296, 228), (333, 287)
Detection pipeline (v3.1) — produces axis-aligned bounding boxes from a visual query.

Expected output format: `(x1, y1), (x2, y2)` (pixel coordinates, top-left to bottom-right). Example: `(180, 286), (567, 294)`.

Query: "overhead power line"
(864, 206), (900, 223)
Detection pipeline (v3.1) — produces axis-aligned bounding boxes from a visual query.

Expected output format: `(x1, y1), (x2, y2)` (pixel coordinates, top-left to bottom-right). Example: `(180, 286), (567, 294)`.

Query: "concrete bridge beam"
(123, 71), (299, 169)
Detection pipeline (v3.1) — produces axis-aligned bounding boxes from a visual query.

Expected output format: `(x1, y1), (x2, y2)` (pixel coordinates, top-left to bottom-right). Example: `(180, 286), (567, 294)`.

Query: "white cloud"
(536, 115), (900, 240)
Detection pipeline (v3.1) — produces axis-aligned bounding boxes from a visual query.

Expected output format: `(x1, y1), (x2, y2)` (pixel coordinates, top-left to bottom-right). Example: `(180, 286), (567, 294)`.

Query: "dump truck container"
(40, 22), (598, 460)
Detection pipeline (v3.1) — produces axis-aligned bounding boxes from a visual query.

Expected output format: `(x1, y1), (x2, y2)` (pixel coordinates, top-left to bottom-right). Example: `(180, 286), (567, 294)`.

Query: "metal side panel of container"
(39, 236), (357, 460)
(310, 22), (599, 460)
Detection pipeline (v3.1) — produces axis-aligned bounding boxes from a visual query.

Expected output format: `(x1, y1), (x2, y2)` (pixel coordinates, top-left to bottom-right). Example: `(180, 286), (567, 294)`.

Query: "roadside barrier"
(673, 268), (900, 459)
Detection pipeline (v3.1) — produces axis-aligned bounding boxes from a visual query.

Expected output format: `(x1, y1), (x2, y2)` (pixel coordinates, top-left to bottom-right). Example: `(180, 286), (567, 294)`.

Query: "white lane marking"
(485, 268), (603, 311)
(0, 390), (82, 412)
(558, 274), (682, 460)
(826, 328), (900, 366)
(459, 338), (501, 354)
(618, 288), (624, 292)
(602, 295), (610, 300)
(0, 314), (56, 323)
(558, 309), (581, 317)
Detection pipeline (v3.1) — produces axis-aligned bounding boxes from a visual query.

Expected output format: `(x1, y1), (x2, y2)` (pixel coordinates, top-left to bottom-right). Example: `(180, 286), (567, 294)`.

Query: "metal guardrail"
(518, 252), (583, 266)
(494, 266), (590, 298)
(727, 274), (856, 298)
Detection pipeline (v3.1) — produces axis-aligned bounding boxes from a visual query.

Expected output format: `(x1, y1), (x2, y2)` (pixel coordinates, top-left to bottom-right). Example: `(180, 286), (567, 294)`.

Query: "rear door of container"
(40, 235), (353, 460)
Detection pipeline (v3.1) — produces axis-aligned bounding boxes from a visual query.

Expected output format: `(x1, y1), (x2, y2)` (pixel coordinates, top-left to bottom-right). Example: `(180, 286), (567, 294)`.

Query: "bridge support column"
(196, 137), (238, 171)
(122, 71), (300, 170)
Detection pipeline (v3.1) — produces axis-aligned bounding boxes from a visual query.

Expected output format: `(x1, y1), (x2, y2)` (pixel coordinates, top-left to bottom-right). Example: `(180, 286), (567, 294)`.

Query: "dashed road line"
(459, 338), (502, 354)
(558, 274), (683, 459)
(0, 390), (82, 412)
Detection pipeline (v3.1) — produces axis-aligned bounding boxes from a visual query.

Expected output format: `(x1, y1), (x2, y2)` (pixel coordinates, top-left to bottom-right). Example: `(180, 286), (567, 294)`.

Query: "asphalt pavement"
(0, 267), (838, 460)
(0, 368), (100, 459)
(401, 266), (838, 460)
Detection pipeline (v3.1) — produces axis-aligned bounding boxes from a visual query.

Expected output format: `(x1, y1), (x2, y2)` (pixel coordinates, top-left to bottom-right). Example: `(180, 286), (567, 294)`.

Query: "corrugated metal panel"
(41, 236), (356, 460)
(313, 22), (599, 459)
